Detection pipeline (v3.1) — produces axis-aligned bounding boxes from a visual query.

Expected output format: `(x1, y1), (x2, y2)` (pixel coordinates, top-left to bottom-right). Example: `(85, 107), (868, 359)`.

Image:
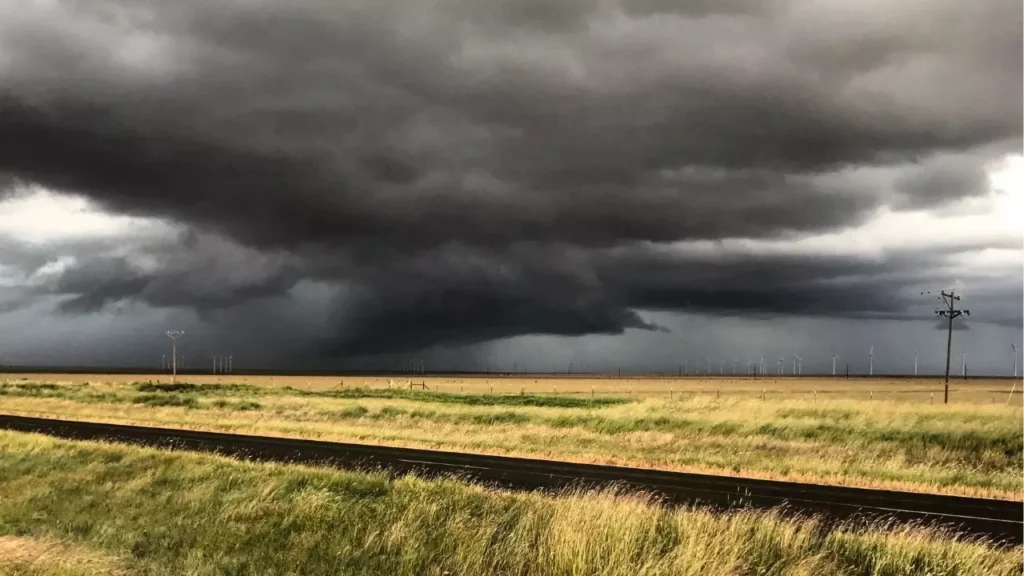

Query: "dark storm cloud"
(0, 0), (1020, 356)
(322, 241), (996, 354)
(0, 227), (303, 315)
(892, 154), (993, 210)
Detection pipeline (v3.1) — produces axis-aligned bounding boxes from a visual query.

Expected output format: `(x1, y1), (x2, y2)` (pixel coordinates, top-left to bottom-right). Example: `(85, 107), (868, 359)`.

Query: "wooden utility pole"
(934, 290), (970, 405)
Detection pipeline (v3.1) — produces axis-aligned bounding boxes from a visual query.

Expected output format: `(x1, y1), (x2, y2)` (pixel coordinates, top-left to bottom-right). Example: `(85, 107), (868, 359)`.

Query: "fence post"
(592, 385), (595, 398)
(813, 390), (816, 403)
(930, 393), (934, 404)
(761, 389), (766, 401)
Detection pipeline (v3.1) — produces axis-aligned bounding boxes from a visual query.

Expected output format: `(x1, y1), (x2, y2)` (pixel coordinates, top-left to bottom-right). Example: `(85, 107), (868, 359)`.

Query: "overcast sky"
(0, 0), (1021, 374)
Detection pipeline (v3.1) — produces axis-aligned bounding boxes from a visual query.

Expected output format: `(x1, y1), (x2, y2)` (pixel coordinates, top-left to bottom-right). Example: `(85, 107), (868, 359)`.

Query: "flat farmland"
(2, 372), (1021, 501)
(4, 372), (1020, 403)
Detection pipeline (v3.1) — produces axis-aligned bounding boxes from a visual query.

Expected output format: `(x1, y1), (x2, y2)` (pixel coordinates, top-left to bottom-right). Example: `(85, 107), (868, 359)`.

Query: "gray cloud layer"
(0, 0), (1020, 358)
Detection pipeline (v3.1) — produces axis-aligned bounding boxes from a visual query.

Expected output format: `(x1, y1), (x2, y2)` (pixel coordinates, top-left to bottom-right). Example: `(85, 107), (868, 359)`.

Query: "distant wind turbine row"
(676, 342), (1020, 378)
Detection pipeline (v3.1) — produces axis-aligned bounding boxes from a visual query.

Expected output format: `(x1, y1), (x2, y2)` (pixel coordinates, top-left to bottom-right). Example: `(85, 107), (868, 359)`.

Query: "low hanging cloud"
(0, 0), (1020, 358)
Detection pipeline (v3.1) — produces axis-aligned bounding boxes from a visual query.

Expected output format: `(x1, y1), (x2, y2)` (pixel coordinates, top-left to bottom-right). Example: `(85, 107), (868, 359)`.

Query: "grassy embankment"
(1, 379), (1020, 499)
(0, 431), (1020, 576)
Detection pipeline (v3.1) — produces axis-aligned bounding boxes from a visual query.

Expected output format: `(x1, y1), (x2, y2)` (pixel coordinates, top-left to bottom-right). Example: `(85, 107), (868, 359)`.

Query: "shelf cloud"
(0, 0), (1020, 363)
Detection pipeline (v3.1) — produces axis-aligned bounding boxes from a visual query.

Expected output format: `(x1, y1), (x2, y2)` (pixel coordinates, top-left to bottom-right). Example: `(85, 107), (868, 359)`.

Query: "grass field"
(5, 372), (1020, 403)
(0, 431), (1020, 576)
(1, 374), (1021, 499)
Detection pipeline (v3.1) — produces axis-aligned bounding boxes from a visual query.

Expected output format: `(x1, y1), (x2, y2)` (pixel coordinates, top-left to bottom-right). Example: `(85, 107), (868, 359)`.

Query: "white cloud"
(0, 184), (176, 244)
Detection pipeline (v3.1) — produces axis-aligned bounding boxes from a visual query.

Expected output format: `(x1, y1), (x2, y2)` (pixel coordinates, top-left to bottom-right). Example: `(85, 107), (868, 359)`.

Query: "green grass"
(2, 381), (1021, 498)
(132, 394), (198, 409)
(130, 382), (630, 408)
(133, 382), (263, 396)
(289, 386), (633, 408)
(0, 431), (1019, 575)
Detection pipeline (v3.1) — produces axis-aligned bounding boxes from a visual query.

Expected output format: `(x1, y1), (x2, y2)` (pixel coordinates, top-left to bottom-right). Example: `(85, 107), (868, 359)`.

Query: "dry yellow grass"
(0, 536), (125, 576)
(5, 372), (1020, 404)
(1, 375), (1020, 500)
(1, 431), (1020, 576)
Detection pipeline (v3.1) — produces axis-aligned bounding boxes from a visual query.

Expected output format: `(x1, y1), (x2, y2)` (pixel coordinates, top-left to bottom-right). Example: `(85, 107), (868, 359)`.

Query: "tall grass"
(1, 381), (1021, 498)
(0, 431), (1019, 576)
(0, 535), (125, 575)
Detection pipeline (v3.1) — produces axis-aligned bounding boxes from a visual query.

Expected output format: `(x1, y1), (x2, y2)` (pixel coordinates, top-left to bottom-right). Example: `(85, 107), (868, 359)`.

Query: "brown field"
(5, 372), (1019, 404)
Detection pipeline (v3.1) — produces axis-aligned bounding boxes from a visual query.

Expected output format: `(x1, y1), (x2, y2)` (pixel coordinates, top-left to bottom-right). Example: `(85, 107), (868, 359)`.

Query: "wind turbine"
(1012, 344), (1018, 378)
(793, 354), (803, 375)
(683, 359), (688, 375)
(746, 358), (752, 375)
(914, 351), (918, 377)
(760, 356), (766, 375)
(705, 357), (711, 374)
(777, 358), (783, 374)
(166, 330), (184, 384)
(869, 346), (874, 376)
(732, 359), (738, 374)
(791, 355), (797, 375)
(961, 351), (966, 377)
(832, 353), (839, 376)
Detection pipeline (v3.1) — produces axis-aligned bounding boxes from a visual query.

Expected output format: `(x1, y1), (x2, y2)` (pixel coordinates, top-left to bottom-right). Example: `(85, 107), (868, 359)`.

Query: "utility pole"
(166, 330), (184, 384)
(933, 290), (969, 404)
